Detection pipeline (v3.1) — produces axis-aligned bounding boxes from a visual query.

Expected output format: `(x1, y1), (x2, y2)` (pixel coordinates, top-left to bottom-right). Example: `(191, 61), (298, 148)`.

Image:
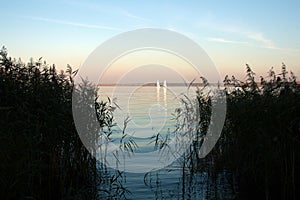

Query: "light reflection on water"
(98, 86), (184, 139)
(98, 86), (185, 155)
(97, 86), (237, 199)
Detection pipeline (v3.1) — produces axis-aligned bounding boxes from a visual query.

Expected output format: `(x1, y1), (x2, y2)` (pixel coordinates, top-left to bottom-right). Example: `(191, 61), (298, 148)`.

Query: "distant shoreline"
(98, 83), (220, 87)
(97, 81), (300, 87)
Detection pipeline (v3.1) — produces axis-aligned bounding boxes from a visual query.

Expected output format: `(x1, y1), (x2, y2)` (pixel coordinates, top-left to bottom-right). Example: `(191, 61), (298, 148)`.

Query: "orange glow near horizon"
(98, 49), (202, 84)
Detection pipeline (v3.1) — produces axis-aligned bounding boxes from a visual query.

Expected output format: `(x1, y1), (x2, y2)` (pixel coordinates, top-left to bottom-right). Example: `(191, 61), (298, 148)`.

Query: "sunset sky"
(1, 0), (300, 82)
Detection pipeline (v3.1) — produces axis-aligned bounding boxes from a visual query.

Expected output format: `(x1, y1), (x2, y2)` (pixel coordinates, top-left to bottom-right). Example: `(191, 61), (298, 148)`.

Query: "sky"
(1, 0), (300, 83)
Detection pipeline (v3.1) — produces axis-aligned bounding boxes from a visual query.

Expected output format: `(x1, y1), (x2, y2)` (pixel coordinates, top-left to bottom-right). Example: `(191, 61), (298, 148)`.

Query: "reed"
(0, 47), (131, 200)
(148, 63), (300, 199)
(1, 45), (300, 199)
(173, 63), (300, 199)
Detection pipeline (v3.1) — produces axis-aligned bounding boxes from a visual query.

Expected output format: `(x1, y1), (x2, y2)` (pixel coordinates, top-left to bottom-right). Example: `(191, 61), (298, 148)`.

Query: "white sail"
(163, 80), (167, 87)
(156, 80), (160, 88)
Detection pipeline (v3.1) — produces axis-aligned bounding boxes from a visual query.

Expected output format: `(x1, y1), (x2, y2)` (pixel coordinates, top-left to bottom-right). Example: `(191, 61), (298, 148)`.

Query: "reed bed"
(1, 45), (300, 199)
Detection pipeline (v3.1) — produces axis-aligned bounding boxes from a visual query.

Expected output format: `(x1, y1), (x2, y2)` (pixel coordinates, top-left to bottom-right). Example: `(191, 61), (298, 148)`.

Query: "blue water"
(98, 164), (238, 199)
(97, 86), (237, 199)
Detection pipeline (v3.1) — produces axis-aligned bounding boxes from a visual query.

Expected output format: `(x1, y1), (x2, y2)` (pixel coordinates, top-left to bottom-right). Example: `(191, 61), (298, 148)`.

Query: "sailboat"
(156, 80), (160, 88)
(163, 80), (167, 88)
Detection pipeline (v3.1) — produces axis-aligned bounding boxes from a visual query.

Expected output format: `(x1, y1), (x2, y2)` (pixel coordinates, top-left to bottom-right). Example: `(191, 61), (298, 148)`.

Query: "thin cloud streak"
(244, 32), (277, 49)
(64, 1), (152, 24)
(195, 16), (281, 50)
(221, 27), (278, 49)
(207, 37), (249, 45)
(120, 10), (152, 23)
(26, 16), (123, 31)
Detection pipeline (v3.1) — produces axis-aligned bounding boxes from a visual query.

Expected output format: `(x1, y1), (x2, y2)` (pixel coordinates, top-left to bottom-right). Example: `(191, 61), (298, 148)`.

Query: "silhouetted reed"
(2, 45), (300, 199)
(148, 63), (299, 199)
(0, 47), (130, 200)
(176, 63), (299, 199)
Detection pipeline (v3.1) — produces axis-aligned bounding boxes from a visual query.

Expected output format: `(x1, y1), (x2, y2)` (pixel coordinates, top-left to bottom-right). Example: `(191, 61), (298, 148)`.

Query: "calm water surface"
(97, 86), (237, 199)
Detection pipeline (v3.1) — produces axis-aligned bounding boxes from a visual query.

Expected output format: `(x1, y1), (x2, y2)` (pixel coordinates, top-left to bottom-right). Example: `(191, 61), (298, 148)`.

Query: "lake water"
(98, 86), (186, 136)
(97, 86), (237, 199)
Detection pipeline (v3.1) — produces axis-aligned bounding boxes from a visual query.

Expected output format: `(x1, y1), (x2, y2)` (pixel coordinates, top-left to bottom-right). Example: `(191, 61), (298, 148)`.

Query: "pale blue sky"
(1, 0), (300, 80)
